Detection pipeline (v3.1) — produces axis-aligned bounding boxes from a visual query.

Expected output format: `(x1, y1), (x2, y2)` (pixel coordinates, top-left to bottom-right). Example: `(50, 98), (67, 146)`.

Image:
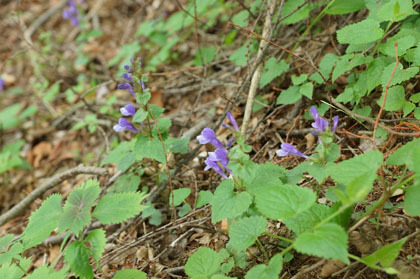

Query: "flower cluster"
(276, 106), (339, 159)
(197, 113), (239, 178)
(113, 104), (138, 133)
(62, 0), (80, 27)
(117, 59), (146, 98)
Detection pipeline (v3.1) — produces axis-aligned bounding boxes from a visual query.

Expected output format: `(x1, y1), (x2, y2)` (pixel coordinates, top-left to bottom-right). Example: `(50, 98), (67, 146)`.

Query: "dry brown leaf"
(320, 259), (346, 277)
(27, 142), (52, 168)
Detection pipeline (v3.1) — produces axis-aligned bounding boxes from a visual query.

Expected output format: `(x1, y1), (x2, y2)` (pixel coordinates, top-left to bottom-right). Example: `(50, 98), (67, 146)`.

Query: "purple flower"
(113, 118), (138, 133)
(62, 0), (79, 26)
(222, 112), (239, 131)
(124, 65), (132, 72)
(204, 157), (228, 178)
(141, 80), (146, 91)
(120, 104), (136, 116)
(117, 82), (135, 97)
(122, 73), (133, 82)
(0, 78), (4, 92)
(197, 128), (225, 150)
(276, 143), (308, 159)
(208, 149), (231, 171)
(332, 116), (339, 133)
(310, 106), (328, 134)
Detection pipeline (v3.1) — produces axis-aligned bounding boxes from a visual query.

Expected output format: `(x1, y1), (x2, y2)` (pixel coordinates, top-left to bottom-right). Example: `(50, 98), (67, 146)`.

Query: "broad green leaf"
(0, 104), (20, 129)
(362, 237), (407, 267)
(93, 192), (147, 224)
(0, 262), (26, 279)
(292, 74), (308, 85)
(152, 117), (171, 136)
(403, 181), (420, 216)
(142, 201), (163, 226)
(194, 47), (216, 66)
(246, 162), (286, 196)
(294, 223), (349, 264)
(229, 44), (249, 66)
(171, 188), (191, 206)
(279, 0), (313, 24)
(386, 137), (420, 173)
(133, 109), (148, 123)
(276, 85), (301, 105)
(283, 204), (331, 235)
(108, 41), (141, 67)
(64, 241), (93, 279)
(42, 82), (60, 102)
(366, 56), (391, 93)
(245, 254), (283, 279)
(117, 151), (135, 172)
(113, 269), (147, 279)
(378, 0), (417, 22)
(232, 10), (249, 27)
(326, 0), (365, 14)
(229, 216), (267, 251)
(22, 194), (63, 248)
(376, 85), (405, 111)
(309, 53), (338, 83)
(59, 180), (101, 236)
(25, 265), (68, 279)
(0, 242), (23, 266)
(336, 19), (384, 45)
(299, 82), (313, 99)
(210, 179), (252, 224)
(259, 58), (289, 88)
(0, 234), (14, 253)
(185, 247), (223, 278)
(108, 173), (140, 193)
(403, 101), (416, 117)
(103, 141), (132, 165)
(136, 20), (155, 37)
(196, 190), (214, 208)
(85, 229), (106, 262)
(148, 104), (165, 118)
(255, 184), (316, 220)
(166, 137), (189, 154)
(346, 171), (377, 203)
(380, 35), (415, 57)
(135, 136), (166, 164)
(178, 203), (191, 217)
(381, 63), (418, 88)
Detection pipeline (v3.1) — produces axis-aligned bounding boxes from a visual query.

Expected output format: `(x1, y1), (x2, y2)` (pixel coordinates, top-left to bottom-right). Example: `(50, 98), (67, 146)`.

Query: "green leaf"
(108, 41), (141, 67)
(299, 82), (313, 99)
(135, 136), (166, 164)
(381, 63), (418, 88)
(133, 108), (148, 123)
(0, 242), (23, 266)
(252, 95), (268, 112)
(210, 179), (252, 224)
(25, 265), (68, 279)
(117, 151), (135, 172)
(0, 104), (20, 129)
(152, 118), (171, 136)
(276, 85), (301, 105)
(310, 53), (338, 83)
(166, 137), (189, 154)
(403, 181), (420, 215)
(85, 229), (106, 262)
(178, 203), (191, 217)
(376, 85), (405, 111)
(93, 192), (147, 225)
(0, 234), (14, 253)
(103, 141), (132, 165)
(377, 0), (417, 22)
(136, 20), (155, 37)
(142, 201), (162, 226)
(108, 173), (140, 193)
(409, 92), (420, 103)
(64, 241), (93, 279)
(232, 10), (249, 27)
(196, 191), (214, 208)
(336, 19), (384, 45)
(42, 82), (60, 102)
(259, 58), (289, 89)
(194, 47), (217, 66)
(386, 137), (420, 173)
(283, 204), (331, 235)
(246, 162), (286, 196)
(291, 74), (307, 85)
(294, 223), (349, 264)
(255, 184), (316, 220)
(362, 237), (407, 267)
(185, 247), (223, 278)
(148, 104), (165, 118)
(279, 0), (313, 24)
(229, 216), (267, 251)
(59, 179), (101, 236)
(403, 101), (415, 117)
(0, 262), (26, 279)
(379, 35), (415, 57)
(171, 188), (191, 206)
(245, 254), (283, 279)
(229, 44), (249, 67)
(113, 269), (147, 279)
(22, 194), (63, 248)
(326, 0), (365, 14)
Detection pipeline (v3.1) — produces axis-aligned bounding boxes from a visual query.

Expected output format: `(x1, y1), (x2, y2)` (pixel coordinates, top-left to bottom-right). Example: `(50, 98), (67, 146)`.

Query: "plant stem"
(264, 232), (294, 243)
(256, 238), (269, 263)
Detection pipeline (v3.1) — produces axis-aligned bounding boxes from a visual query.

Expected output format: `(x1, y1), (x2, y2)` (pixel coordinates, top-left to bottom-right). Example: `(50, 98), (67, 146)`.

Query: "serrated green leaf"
(279, 0), (313, 24)
(232, 10), (249, 27)
(276, 85), (301, 105)
(210, 179), (252, 224)
(403, 181), (420, 215)
(246, 162), (286, 196)
(255, 184), (316, 220)
(59, 180), (101, 236)
(381, 63), (418, 88)
(0, 242), (23, 266)
(380, 35), (415, 57)
(245, 254), (283, 279)
(366, 56), (391, 93)
(229, 216), (267, 251)
(294, 223), (349, 264)
(135, 136), (166, 164)
(337, 19), (384, 45)
(103, 141), (132, 165)
(171, 188), (191, 206)
(64, 241), (93, 279)
(22, 194), (63, 248)
(0, 262), (26, 279)
(166, 137), (189, 154)
(386, 137), (420, 173)
(93, 192), (147, 225)
(25, 265), (68, 279)
(148, 104), (165, 118)
(113, 269), (147, 279)
(133, 109), (148, 123)
(326, 0), (365, 14)
(362, 237), (407, 267)
(0, 234), (14, 253)
(377, 0), (417, 22)
(283, 204), (331, 235)
(185, 247), (223, 278)
(376, 85), (405, 111)
(259, 58), (289, 89)
(85, 229), (106, 262)
(108, 173), (140, 193)
(409, 92), (420, 103)
(152, 117), (171, 136)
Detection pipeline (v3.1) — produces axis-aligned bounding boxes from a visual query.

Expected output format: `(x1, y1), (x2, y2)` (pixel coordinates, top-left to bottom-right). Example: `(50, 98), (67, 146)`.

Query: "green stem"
(371, 21), (393, 57)
(256, 238), (269, 263)
(264, 232), (294, 243)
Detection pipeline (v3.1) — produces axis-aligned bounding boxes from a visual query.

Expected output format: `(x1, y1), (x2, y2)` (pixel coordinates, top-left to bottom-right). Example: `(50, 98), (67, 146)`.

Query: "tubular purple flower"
(276, 143), (308, 159)
(113, 118), (138, 133)
(122, 73), (133, 82)
(332, 116), (339, 134)
(208, 149), (230, 170)
(124, 65), (132, 72)
(120, 104), (136, 117)
(141, 80), (146, 91)
(226, 112), (239, 131)
(62, 0), (79, 26)
(204, 157), (228, 178)
(310, 106), (328, 134)
(117, 83), (135, 97)
(197, 128), (225, 150)
(0, 78), (4, 92)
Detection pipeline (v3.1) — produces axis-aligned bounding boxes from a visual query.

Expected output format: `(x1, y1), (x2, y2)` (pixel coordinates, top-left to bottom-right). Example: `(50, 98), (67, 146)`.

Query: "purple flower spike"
(332, 116), (339, 134)
(122, 73), (133, 82)
(120, 104), (136, 117)
(0, 78), (4, 92)
(62, 0), (79, 26)
(310, 106), (328, 134)
(197, 128), (225, 150)
(204, 157), (228, 178)
(276, 143), (308, 159)
(226, 112), (239, 131)
(113, 118), (138, 133)
(117, 82), (135, 97)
